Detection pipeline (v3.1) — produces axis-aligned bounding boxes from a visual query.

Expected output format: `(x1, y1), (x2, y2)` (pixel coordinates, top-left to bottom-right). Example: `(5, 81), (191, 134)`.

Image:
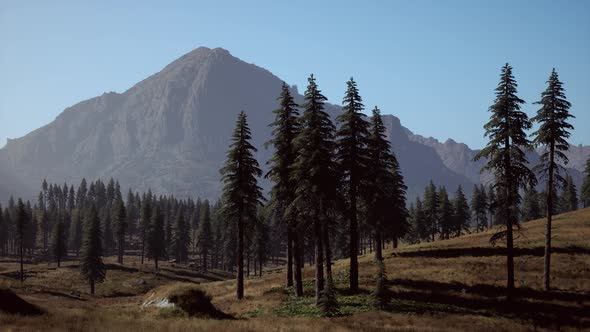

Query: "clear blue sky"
(1, 0), (589, 149)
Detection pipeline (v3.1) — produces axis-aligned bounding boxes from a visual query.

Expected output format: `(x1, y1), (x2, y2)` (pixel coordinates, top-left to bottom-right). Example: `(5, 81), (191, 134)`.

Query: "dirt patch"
(0, 288), (44, 315)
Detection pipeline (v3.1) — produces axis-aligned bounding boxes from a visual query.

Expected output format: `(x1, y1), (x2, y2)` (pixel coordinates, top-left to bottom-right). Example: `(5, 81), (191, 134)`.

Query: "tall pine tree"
(50, 219), (67, 267)
(146, 204), (166, 269)
(265, 82), (302, 293)
(290, 74), (338, 303)
(531, 68), (574, 291)
(220, 111), (264, 300)
(336, 78), (370, 292)
(581, 157), (590, 208)
(474, 63), (536, 296)
(80, 205), (106, 295)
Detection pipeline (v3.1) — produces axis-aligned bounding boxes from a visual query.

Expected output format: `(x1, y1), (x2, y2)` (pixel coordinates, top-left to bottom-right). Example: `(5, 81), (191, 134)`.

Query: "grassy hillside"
(1, 208), (589, 331)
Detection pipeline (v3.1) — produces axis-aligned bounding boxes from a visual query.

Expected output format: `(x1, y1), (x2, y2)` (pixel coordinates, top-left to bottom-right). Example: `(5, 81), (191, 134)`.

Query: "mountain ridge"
(1, 47), (587, 202)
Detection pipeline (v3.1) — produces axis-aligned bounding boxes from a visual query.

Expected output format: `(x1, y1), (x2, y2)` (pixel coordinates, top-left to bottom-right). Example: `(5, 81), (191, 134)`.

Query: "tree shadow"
(393, 246), (590, 258)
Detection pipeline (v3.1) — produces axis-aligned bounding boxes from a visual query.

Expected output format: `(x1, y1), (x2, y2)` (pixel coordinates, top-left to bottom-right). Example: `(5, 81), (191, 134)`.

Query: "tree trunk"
(544, 143), (555, 291)
(90, 279), (95, 295)
(155, 257), (158, 270)
(350, 187), (359, 292)
(375, 231), (383, 262)
(237, 206), (244, 300)
(504, 137), (515, 298)
(286, 227), (294, 287)
(20, 239), (24, 282)
(314, 218), (324, 303)
(141, 231), (145, 265)
(322, 221), (333, 283)
(293, 231), (304, 296)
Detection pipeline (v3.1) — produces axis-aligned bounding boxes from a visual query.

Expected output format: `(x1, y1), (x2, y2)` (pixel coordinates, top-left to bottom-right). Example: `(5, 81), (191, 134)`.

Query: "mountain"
(408, 132), (589, 191)
(0, 47), (586, 203)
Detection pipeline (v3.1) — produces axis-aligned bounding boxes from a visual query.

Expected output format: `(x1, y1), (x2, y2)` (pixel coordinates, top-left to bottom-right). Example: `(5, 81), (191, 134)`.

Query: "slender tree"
(474, 63), (536, 297)
(196, 201), (212, 271)
(452, 185), (470, 237)
(50, 219), (67, 267)
(560, 174), (578, 213)
(423, 181), (439, 241)
(471, 185), (488, 232)
(15, 199), (28, 282)
(112, 197), (127, 264)
(531, 68), (574, 291)
(172, 208), (190, 264)
(522, 186), (542, 221)
(220, 111), (264, 300)
(146, 205), (166, 269)
(336, 78), (370, 292)
(290, 74), (338, 303)
(438, 187), (452, 240)
(80, 205), (106, 295)
(140, 191), (152, 265)
(265, 82), (302, 294)
(581, 157), (590, 208)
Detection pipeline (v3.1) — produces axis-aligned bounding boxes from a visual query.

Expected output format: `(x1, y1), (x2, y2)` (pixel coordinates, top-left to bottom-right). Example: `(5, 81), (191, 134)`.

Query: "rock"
(136, 278), (146, 285)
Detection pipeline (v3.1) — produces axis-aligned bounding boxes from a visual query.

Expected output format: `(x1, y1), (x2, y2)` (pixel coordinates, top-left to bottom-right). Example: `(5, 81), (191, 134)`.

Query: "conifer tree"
(50, 219), (67, 267)
(423, 181), (439, 241)
(196, 201), (212, 271)
(102, 210), (114, 256)
(581, 157), (590, 208)
(112, 197), (127, 264)
(366, 106), (407, 260)
(559, 174), (578, 212)
(474, 63), (536, 296)
(531, 68), (574, 291)
(452, 186), (470, 237)
(290, 75), (338, 303)
(140, 191), (152, 265)
(522, 186), (541, 221)
(486, 185), (497, 227)
(172, 208), (190, 264)
(0, 204), (5, 256)
(146, 205), (166, 269)
(15, 199), (28, 282)
(80, 205), (106, 295)
(220, 111), (264, 300)
(471, 185), (488, 232)
(336, 78), (370, 292)
(438, 187), (452, 239)
(265, 82), (302, 293)
(412, 198), (429, 242)
(68, 210), (83, 256)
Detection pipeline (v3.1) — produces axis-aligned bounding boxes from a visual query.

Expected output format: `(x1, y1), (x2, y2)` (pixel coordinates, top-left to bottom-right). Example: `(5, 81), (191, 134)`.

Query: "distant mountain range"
(0, 47), (587, 203)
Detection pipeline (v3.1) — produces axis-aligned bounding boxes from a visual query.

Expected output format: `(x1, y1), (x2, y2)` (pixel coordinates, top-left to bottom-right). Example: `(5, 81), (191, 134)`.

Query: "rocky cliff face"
(0, 47), (586, 202)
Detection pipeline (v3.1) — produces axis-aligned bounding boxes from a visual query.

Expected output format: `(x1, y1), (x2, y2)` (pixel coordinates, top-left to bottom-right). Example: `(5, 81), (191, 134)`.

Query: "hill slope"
(2, 208), (588, 331)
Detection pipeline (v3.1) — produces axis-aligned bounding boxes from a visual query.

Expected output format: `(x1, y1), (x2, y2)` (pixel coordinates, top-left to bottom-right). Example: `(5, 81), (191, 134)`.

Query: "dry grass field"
(1, 208), (589, 331)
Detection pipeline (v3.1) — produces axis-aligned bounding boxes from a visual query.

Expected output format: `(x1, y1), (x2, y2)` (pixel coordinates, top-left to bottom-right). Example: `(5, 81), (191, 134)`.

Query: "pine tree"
(50, 219), (67, 267)
(0, 204), (6, 256)
(474, 63), (536, 296)
(68, 210), (83, 256)
(559, 174), (578, 212)
(336, 78), (371, 292)
(486, 185), (497, 227)
(80, 205), (106, 295)
(265, 82), (302, 294)
(366, 106), (408, 260)
(423, 181), (439, 242)
(196, 201), (212, 271)
(531, 68), (574, 291)
(140, 191), (152, 265)
(112, 197), (127, 264)
(581, 157), (590, 208)
(522, 186), (541, 221)
(452, 186), (470, 237)
(146, 204), (166, 269)
(102, 209), (114, 256)
(412, 198), (429, 242)
(15, 199), (28, 282)
(172, 208), (189, 264)
(437, 187), (452, 239)
(220, 111), (264, 300)
(471, 185), (488, 232)
(290, 75), (338, 303)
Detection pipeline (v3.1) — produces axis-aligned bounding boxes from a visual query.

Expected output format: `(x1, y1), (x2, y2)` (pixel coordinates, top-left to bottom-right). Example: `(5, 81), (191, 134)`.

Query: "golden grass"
(1, 208), (589, 331)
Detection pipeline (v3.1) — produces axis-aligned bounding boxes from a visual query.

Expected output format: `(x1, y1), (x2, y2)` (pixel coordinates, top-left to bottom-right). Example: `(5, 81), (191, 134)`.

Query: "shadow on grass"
(393, 246), (590, 258)
(385, 279), (590, 328)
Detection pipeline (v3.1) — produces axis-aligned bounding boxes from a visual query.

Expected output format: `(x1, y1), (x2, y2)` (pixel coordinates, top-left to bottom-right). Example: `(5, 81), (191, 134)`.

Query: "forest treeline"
(1, 65), (590, 314)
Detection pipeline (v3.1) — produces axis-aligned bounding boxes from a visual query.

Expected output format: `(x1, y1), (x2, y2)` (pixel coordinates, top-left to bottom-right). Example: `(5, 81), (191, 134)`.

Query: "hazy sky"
(1, 0), (589, 149)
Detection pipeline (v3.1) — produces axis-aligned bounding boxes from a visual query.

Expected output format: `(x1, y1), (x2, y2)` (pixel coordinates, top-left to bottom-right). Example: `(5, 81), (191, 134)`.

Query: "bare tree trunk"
(237, 206), (244, 299)
(544, 143), (555, 291)
(314, 218), (324, 303)
(293, 231), (303, 296)
(505, 137), (515, 299)
(286, 227), (294, 287)
(350, 187), (359, 292)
